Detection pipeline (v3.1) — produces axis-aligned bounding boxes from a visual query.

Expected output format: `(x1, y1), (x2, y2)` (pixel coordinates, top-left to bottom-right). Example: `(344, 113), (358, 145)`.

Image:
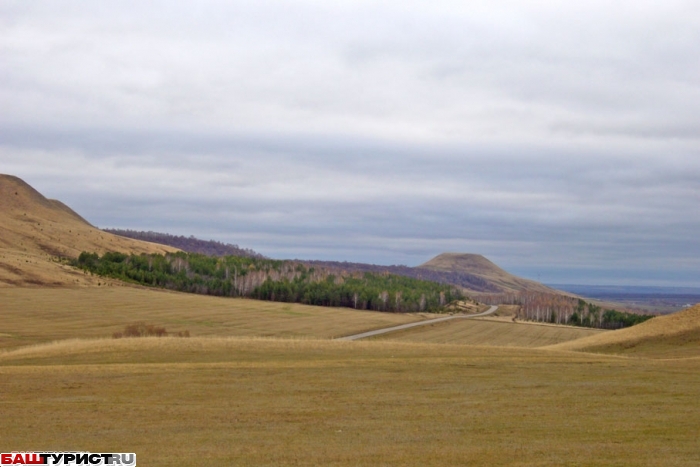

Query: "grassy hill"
(0, 174), (177, 286)
(420, 252), (555, 294)
(547, 303), (700, 358)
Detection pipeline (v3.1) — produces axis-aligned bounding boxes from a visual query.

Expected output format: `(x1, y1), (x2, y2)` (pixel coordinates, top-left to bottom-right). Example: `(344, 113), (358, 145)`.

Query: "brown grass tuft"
(114, 322), (170, 338)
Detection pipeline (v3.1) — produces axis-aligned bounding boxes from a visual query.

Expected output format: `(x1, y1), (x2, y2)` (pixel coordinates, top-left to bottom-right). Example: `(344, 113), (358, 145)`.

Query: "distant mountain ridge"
(103, 229), (264, 259)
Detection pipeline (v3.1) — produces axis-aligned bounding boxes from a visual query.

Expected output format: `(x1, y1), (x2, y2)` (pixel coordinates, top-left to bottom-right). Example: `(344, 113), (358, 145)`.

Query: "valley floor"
(1, 338), (699, 466)
(0, 287), (424, 349)
(1, 286), (698, 466)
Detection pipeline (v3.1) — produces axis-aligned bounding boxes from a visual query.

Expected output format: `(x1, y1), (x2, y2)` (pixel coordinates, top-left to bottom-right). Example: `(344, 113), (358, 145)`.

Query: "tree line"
(74, 251), (464, 313)
(477, 292), (653, 329)
(103, 231), (497, 292)
(302, 260), (499, 293)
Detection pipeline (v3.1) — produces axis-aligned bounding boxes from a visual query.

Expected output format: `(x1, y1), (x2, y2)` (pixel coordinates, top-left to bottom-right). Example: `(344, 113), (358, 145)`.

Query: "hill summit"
(420, 253), (554, 294)
(0, 174), (176, 286)
(301, 253), (555, 295)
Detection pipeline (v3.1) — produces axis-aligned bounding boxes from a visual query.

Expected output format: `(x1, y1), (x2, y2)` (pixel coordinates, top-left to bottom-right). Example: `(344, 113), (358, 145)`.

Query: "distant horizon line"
(548, 284), (700, 294)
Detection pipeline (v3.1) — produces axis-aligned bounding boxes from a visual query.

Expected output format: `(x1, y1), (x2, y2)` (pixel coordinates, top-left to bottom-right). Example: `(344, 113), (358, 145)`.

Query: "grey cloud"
(2, 1), (699, 285)
(3, 1), (698, 144)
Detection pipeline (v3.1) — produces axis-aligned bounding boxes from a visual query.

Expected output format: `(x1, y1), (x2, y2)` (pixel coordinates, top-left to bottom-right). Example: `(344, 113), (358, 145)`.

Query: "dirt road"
(336, 305), (499, 341)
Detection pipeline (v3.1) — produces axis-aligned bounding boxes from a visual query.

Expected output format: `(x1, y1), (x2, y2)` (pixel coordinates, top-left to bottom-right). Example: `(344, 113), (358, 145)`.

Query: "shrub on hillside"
(112, 322), (189, 338)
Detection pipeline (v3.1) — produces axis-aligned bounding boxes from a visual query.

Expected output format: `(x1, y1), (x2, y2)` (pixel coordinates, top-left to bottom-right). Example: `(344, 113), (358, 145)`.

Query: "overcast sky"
(2, 1), (699, 286)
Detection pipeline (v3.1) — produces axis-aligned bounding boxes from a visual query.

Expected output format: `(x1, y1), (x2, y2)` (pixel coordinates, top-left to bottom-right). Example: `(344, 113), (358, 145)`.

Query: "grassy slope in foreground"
(0, 287), (603, 351)
(547, 303), (700, 358)
(0, 287), (426, 350)
(0, 174), (177, 287)
(1, 338), (699, 466)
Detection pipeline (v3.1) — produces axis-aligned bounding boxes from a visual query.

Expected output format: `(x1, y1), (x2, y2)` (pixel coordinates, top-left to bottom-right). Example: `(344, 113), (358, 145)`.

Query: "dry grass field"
(1, 338), (699, 466)
(371, 317), (605, 347)
(1, 287), (698, 465)
(1, 290), (699, 466)
(0, 287), (428, 349)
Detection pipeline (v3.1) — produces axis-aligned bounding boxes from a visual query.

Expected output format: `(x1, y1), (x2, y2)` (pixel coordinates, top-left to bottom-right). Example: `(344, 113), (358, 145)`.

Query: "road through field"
(337, 305), (498, 341)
